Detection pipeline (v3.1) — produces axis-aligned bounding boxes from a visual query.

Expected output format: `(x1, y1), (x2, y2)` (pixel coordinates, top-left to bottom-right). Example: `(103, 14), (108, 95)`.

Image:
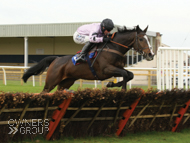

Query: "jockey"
(73, 18), (114, 63)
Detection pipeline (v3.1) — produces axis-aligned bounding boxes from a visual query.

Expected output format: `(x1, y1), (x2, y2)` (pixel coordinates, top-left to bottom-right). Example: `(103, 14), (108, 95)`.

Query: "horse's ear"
(143, 25), (148, 33)
(136, 25), (139, 30)
(136, 25), (142, 34)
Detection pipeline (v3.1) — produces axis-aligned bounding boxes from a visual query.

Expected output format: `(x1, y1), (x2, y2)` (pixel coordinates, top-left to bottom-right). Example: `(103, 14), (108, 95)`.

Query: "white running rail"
(157, 47), (190, 91)
(0, 66), (36, 86)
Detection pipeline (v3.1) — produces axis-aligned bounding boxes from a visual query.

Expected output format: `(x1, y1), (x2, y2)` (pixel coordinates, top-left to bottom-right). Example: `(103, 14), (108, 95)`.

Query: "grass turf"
(0, 80), (157, 93)
(20, 129), (190, 143)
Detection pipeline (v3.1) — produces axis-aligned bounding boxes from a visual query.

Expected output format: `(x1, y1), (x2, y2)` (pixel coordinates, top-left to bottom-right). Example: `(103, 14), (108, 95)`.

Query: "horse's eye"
(139, 38), (143, 41)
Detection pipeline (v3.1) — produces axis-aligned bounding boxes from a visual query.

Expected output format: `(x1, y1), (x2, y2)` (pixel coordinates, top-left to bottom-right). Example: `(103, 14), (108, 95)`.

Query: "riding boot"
(76, 42), (95, 63)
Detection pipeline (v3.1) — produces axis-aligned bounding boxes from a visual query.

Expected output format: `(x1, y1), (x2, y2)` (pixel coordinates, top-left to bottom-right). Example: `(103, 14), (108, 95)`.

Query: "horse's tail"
(22, 56), (58, 83)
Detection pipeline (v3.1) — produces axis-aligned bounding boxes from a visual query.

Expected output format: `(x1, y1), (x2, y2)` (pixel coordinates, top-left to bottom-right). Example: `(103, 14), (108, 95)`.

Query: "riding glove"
(103, 37), (111, 42)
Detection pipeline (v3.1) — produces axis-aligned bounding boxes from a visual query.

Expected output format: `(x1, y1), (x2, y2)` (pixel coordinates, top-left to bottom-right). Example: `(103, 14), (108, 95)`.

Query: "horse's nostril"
(148, 53), (152, 57)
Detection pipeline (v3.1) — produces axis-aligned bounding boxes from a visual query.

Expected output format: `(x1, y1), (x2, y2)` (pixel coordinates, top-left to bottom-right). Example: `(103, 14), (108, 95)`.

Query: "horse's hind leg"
(42, 81), (60, 94)
(57, 78), (76, 91)
(41, 72), (63, 94)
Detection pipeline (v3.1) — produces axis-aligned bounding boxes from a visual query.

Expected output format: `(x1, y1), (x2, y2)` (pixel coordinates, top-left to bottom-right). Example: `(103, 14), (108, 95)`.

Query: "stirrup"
(76, 55), (86, 63)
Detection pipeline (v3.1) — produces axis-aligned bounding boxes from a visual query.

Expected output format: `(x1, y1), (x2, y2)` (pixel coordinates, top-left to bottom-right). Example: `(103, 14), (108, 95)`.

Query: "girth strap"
(85, 54), (99, 79)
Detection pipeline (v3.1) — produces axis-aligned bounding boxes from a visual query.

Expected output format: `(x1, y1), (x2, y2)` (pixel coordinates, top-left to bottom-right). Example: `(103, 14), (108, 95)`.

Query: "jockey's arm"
(89, 33), (103, 43)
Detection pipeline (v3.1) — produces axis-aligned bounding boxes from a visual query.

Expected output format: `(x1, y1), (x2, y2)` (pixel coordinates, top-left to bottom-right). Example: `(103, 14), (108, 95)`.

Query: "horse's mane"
(117, 26), (137, 33)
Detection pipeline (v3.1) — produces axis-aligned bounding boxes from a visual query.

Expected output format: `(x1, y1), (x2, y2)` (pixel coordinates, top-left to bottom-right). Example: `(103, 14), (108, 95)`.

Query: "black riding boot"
(76, 42), (95, 63)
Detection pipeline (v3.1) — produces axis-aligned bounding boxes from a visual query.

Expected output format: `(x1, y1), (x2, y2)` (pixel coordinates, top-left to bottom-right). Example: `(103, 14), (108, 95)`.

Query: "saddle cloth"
(72, 50), (97, 65)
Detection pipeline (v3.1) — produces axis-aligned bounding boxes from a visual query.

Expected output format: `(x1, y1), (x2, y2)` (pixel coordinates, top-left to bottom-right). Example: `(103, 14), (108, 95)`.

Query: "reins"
(110, 32), (149, 55)
(110, 32), (129, 49)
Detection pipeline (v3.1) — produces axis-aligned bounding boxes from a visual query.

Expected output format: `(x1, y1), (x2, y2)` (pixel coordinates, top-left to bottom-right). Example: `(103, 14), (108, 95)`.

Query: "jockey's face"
(104, 29), (110, 35)
(102, 27), (111, 35)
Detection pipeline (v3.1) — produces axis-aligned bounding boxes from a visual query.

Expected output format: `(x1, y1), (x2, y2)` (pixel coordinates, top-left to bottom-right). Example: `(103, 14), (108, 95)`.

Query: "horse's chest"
(113, 57), (126, 68)
(115, 61), (125, 68)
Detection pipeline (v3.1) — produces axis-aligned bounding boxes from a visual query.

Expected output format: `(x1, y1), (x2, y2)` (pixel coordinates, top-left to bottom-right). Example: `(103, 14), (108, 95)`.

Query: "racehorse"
(22, 25), (154, 93)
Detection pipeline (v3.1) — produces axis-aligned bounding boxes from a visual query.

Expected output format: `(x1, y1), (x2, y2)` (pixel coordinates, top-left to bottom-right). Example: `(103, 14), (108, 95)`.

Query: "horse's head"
(133, 25), (154, 61)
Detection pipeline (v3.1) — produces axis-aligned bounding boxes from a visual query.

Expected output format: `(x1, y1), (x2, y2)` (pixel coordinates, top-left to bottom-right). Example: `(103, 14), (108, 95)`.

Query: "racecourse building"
(0, 22), (161, 66)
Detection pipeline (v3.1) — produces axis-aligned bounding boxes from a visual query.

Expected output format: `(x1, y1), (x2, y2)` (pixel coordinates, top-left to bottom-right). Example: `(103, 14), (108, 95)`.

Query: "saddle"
(72, 47), (99, 79)
(72, 48), (97, 66)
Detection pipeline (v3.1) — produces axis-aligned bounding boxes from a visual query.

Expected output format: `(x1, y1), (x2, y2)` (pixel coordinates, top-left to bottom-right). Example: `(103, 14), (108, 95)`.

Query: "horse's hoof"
(106, 82), (114, 87)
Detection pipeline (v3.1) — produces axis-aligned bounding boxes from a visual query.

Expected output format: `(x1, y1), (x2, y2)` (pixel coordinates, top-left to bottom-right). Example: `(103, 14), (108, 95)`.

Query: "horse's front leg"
(107, 80), (123, 87)
(106, 70), (134, 89)
(103, 66), (131, 90)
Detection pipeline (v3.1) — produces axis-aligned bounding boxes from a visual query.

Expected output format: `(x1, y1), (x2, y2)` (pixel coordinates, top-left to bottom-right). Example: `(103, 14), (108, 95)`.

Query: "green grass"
(20, 129), (190, 143)
(0, 80), (103, 93)
(0, 80), (157, 93)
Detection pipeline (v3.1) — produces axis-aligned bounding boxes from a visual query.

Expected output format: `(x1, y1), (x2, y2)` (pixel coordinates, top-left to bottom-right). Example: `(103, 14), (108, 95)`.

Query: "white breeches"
(73, 31), (89, 44)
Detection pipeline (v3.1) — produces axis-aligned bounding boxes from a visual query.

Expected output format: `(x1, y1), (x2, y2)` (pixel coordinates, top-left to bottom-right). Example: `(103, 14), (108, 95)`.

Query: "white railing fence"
(0, 66), (37, 86)
(0, 66), (157, 89)
(157, 47), (190, 91)
(0, 66), (117, 88)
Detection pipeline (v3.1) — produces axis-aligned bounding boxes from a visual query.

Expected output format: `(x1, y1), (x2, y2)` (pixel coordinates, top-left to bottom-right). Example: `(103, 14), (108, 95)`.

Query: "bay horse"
(22, 25), (154, 93)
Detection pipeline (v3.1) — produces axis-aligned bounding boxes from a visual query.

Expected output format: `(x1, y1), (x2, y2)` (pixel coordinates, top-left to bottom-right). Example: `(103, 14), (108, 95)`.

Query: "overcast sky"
(0, 0), (189, 47)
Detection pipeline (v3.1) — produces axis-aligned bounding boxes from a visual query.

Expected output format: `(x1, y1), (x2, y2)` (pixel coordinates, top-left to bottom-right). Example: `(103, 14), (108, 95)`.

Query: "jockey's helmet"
(101, 18), (114, 32)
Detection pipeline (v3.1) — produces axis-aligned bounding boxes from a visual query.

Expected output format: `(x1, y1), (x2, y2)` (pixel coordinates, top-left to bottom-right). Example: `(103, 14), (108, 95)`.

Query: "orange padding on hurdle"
(116, 97), (141, 136)
(172, 99), (190, 132)
(46, 97), (72, 140)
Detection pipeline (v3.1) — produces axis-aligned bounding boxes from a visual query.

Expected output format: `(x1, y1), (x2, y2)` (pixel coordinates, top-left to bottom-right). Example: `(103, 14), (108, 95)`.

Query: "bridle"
(134, 33), (151, 55)
(110, 32), (150, 55)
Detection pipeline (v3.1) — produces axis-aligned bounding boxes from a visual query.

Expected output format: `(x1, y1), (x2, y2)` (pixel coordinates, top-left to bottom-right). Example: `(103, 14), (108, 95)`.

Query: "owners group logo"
(8, 119), (49, 134)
